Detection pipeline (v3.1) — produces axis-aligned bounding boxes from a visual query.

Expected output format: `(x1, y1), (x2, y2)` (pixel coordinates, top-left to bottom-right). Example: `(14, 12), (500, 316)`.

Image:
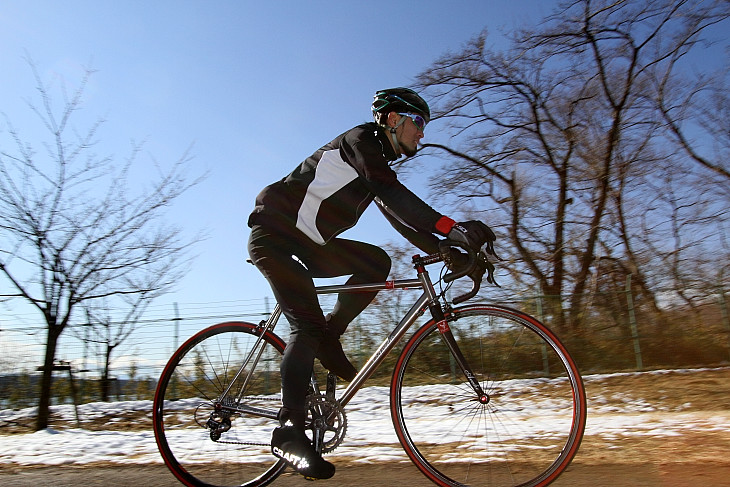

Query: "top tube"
(315, 249), (447, 295)
(315, 278), (423, 295)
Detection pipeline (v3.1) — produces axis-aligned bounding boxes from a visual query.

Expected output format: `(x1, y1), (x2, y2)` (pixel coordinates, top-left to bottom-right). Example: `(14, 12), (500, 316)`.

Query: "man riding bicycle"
(247, 87), (496, 479)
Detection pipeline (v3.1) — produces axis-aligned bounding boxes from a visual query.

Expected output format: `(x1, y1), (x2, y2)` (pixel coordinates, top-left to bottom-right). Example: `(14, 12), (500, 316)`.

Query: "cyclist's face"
(394, 113), (424, 157)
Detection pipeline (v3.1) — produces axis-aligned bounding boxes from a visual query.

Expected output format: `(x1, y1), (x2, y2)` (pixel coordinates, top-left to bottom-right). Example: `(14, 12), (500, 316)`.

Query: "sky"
(0, 1), (553, 325)
(2, 369), (729, 469)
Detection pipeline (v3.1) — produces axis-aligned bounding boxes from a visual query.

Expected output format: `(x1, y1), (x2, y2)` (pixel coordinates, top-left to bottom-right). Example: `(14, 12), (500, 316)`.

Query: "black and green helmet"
(372, 87), (430, 124)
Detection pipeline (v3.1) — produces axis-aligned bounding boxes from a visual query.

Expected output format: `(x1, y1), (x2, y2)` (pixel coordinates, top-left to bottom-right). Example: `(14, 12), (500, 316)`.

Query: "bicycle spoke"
(392, 305), (586, 487)
(153, 322), (287, 487)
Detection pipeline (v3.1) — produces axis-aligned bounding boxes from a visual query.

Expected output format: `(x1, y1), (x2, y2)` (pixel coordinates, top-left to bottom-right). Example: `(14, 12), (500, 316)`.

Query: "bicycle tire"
(391, 304), (586, 487)
(153, 321), (287, 487)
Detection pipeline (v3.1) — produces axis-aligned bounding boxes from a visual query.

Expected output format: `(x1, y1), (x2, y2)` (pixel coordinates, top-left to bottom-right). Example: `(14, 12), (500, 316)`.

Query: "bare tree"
(414, 0), (729, 333)
(0, 59), (204, 430)
(75, 293), (152, 402)
(649, 14), (730, 185)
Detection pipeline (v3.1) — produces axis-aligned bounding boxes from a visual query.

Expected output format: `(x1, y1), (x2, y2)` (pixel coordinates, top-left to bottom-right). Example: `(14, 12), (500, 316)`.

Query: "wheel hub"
(472, 394), (490, 404)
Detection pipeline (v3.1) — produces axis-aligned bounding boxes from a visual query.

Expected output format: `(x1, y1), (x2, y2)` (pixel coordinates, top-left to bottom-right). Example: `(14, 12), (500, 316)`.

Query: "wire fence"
(1, 279), (729, 410)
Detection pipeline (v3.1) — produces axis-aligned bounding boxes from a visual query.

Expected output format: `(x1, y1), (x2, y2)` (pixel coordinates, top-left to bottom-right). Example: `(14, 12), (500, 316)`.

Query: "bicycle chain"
(199, 394), (347, 452)
(196, 395), (280, 445)
(213, 438), (270, 446)
(235, 395), (282, 403)
(208, 397), (280, 447)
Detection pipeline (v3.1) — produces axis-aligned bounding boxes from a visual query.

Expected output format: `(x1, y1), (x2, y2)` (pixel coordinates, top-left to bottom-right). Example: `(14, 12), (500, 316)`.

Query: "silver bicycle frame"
(226, 305), (283, 412)
(246, 269), (441, 409)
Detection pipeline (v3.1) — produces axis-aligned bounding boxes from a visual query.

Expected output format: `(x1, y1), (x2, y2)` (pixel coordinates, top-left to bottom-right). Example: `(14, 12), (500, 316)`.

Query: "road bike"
(153, 241), (586, 487)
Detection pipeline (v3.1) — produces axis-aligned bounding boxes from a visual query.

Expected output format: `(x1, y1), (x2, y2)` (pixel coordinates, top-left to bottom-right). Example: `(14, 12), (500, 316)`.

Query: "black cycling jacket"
(248, 122), (453, 252)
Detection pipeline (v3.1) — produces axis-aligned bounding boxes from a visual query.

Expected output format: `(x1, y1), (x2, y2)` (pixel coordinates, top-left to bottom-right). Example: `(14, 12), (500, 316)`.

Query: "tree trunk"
(35, 326), (62, 431)
(100, 347), (112, 402)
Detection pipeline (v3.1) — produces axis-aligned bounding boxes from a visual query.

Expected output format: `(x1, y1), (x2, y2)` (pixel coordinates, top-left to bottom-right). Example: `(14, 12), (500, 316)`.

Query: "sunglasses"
(398, 113), (427, 132)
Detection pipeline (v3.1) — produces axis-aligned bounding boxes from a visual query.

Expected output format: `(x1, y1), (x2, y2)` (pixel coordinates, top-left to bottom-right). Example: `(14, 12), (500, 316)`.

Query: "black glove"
(448, 220), (496, 255)
(446, 248), (470, 271)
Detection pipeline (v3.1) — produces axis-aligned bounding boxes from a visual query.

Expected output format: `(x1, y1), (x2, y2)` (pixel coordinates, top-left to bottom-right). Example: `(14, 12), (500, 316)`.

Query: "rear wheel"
(153, 321), (286, 487)
(391, 305), (586, 487)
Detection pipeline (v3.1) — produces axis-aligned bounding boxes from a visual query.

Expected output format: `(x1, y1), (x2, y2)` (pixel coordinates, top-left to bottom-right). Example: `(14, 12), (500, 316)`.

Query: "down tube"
(337, 292), (430, 408)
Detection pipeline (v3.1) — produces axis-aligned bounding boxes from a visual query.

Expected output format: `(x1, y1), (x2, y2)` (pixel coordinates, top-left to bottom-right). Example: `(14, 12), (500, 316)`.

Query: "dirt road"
(2, 367), (729, 486)
(2, 462), (730, 487)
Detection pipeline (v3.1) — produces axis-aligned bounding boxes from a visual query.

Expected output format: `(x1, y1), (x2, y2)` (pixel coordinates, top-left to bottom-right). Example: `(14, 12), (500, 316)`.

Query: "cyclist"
(247, 87), (496, 479)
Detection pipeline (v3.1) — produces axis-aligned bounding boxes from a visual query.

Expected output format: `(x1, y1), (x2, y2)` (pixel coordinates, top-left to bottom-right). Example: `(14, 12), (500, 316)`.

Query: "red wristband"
(435, 216), (456, 236)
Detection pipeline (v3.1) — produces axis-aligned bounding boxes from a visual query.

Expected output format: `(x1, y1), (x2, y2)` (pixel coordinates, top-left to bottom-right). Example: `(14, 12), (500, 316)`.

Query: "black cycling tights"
(248, 224), (391, 414)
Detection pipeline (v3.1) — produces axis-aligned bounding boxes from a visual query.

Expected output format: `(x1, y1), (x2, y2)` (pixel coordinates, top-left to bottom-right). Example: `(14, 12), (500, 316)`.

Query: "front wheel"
(153, 321), (287, 487)
(391, 305), (586, 487)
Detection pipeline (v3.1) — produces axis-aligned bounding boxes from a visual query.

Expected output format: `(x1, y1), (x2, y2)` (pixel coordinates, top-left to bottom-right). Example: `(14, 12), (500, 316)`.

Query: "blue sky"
(0, 1), (552, 322)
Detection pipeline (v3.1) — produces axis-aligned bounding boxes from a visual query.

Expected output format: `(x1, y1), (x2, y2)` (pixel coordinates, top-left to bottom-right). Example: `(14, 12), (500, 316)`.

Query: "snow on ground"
(1, 369), (729, 466)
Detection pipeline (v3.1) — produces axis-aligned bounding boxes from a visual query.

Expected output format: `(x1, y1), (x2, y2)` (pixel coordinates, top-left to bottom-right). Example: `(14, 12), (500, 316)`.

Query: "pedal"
(326, 372), (337, 401)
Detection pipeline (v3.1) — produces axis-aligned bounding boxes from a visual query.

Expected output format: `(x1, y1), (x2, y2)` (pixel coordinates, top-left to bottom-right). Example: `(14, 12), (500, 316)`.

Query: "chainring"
(305, 394), (347, 453)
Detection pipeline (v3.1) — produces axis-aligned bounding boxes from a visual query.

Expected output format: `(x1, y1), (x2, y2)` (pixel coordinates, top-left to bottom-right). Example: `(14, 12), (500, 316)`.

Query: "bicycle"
(153, 241), (586, 487)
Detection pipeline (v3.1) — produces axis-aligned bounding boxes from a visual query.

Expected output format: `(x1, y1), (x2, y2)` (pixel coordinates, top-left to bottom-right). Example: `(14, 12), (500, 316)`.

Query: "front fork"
(431, 304), (490, 405)
(415, 255), (490, 405)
